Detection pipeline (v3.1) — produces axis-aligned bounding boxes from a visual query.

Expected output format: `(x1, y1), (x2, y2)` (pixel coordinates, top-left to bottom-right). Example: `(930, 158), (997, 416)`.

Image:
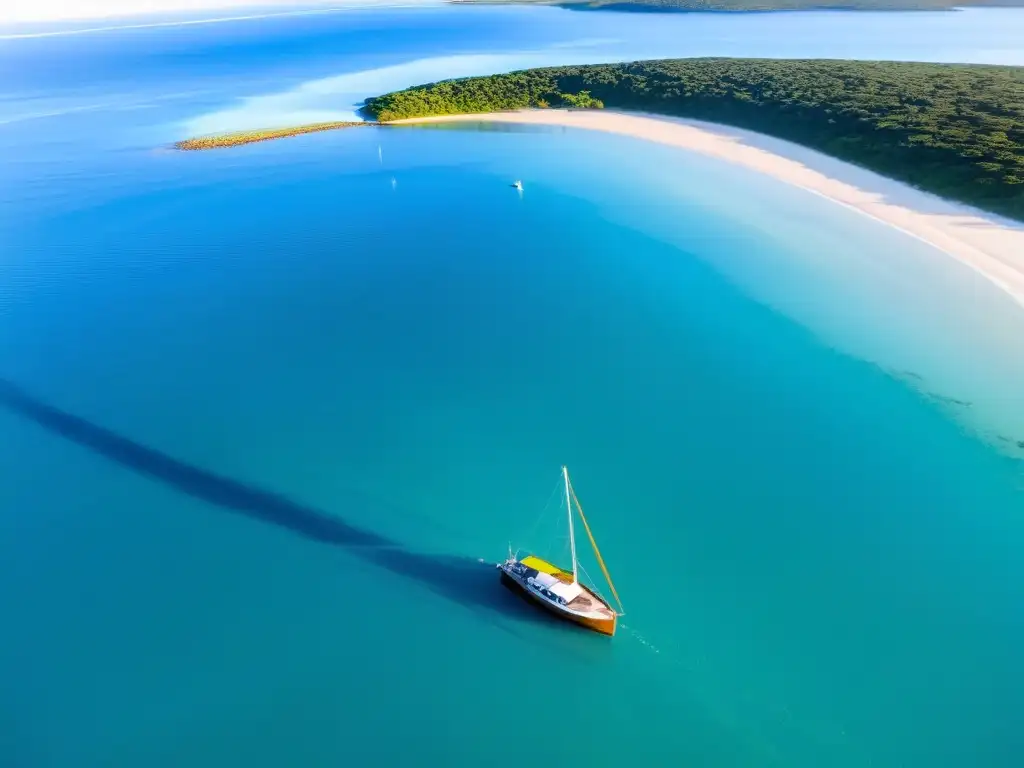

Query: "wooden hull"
(500, 571), (617, 636)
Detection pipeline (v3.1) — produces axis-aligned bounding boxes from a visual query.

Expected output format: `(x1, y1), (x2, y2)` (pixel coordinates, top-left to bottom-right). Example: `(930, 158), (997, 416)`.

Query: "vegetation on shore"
(175, 121), (373, 150)
(363, 59), (1024, 220)
(453, 0), (1024, 12)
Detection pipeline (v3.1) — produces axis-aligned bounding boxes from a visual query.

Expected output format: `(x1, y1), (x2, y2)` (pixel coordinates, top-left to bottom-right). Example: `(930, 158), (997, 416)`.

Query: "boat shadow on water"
(0, 378), (569, 637)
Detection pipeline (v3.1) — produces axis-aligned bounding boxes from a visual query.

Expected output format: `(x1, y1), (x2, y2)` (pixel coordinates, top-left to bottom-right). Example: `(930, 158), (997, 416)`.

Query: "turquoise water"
(3, 7), (1024, 767)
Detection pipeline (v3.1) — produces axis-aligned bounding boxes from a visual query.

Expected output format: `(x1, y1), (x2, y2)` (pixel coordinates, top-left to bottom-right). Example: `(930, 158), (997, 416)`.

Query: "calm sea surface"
(2, 6), (1024, 767)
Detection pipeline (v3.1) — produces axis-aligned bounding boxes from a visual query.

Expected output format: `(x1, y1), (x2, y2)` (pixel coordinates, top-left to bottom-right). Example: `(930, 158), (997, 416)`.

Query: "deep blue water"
(3, 6), (1024, 767)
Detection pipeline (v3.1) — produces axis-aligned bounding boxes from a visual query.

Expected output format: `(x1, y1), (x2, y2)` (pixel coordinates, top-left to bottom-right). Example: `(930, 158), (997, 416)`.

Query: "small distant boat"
(497, 466), (624, 636)
(511, 180), (523, 190)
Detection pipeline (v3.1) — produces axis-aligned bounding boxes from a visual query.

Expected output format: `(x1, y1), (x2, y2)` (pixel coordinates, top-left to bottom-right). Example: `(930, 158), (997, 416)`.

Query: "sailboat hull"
(500, 569), (617, 636)
(499, 467), (623, 637)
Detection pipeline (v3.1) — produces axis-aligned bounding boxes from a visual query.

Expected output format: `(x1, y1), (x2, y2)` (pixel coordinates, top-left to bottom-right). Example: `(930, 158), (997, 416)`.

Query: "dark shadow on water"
(0, 379), (388, 548)
(0, 378), (558, 631)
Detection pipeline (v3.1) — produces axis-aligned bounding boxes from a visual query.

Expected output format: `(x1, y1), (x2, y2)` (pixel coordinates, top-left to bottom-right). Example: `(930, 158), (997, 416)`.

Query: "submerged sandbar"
(392, 109), (1024, 310)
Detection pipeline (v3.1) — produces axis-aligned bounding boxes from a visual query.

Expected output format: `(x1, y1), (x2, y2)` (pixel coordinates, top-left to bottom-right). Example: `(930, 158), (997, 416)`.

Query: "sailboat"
(497, 466), (624, 636)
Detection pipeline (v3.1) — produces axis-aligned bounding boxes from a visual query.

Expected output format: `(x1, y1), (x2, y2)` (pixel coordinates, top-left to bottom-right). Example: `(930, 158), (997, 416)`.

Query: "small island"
(363, 59), (1024, 221)
(174, 121), (375, 151)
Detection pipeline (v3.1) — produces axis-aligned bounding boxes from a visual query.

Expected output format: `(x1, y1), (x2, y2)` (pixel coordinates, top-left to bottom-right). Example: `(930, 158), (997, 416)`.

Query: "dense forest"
(454, 0), (1024, 11)
(363, 59), (1024, 220)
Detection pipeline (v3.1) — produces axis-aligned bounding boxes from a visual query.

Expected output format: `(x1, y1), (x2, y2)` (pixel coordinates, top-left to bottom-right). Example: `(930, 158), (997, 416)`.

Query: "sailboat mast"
(563, 465), (578, 584)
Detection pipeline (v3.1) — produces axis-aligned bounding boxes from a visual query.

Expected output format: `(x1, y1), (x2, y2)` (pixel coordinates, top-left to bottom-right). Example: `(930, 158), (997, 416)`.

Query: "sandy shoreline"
(394, 110), (1024, 309)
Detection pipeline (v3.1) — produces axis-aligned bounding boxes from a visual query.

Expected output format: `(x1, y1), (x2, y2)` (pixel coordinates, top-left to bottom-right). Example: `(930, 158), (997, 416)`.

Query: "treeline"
(363, 59), (1024, 220)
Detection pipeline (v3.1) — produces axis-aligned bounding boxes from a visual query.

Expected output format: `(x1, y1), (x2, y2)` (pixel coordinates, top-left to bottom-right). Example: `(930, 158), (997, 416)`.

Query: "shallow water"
(2, 7), (1024, 767)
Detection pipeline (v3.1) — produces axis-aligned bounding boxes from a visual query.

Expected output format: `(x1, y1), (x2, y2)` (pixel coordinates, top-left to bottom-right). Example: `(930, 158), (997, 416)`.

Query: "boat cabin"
(509, 556), (586, 606)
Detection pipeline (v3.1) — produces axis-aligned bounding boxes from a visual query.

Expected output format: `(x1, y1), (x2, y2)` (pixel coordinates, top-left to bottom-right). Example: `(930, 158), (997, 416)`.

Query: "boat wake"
(618, 623), (661, 655)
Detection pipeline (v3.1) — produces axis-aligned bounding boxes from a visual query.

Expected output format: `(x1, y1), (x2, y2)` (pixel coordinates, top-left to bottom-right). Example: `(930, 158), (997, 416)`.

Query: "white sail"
(563, 465), (578, 584)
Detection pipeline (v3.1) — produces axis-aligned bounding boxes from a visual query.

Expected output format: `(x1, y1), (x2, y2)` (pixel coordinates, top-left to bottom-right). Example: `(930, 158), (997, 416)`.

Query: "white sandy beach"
(395, 110), (1024, 309)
